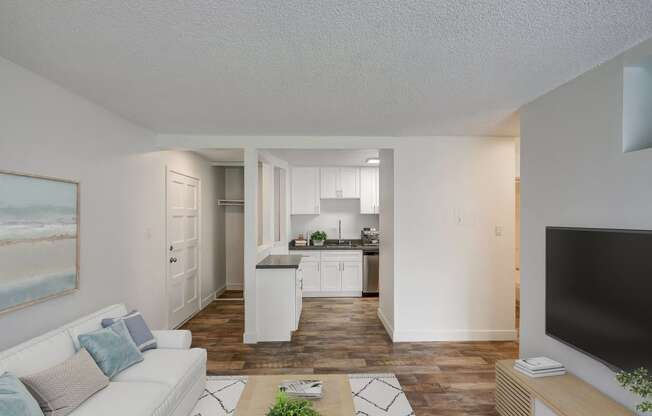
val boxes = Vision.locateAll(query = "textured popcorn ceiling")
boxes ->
[1,1,652,136]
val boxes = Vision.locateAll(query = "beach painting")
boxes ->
[0,171,79,315]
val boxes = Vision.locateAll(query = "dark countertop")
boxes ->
[256,255,304,269]
[289,240,379,253]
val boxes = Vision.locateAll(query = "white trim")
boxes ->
[302,291,362,297]
[243,332,257,344]
[215,285,226,298]
[392,329,518,342]
[226,284,243,290]
[201,291,216,310]
[377,307,394,341]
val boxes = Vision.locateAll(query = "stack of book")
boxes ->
[294,239,308,247]
[514,357,566,378]
[279,380,323,399]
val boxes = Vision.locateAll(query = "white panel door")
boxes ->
[339,167,360,198]
[167,170,200,328]
[341,261,363,291]
[320,167,339,199]
[360,167,376,214]
[291,167,320,214]
[301,261,321,291]
[320,261,342,291]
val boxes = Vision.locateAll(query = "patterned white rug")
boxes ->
[192,374,415,416]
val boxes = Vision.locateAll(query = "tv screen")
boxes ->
[546,227,652,371]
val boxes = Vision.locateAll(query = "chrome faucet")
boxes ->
[338,219,342,243]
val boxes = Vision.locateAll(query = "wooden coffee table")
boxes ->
[234,374,355,415]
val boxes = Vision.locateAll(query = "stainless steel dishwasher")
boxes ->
[363,251,379,295]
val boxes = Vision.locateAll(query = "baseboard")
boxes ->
[215,285,226,298]
[392,329,518,342]
[377,308,394,341]
[243,332,257,344]
[226,284,243,290]
[302,291,362,297]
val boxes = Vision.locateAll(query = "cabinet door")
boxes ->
[320,261,342,291]
[320,167,339,199]
[372,167,380,213]
[301,261,321,291]
[291,167,320,214]
[341,260,362,291]
[339,167,360,198]
[359,167,376,214]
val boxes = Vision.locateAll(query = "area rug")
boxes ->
[192,374,415,416]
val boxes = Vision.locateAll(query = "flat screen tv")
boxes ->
[546,227,652,372]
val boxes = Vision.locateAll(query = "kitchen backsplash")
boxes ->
[291,199,379,240]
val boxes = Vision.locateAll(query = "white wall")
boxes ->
[291,199,379,240]
[520,37,652,410]
[378,149,395,336]
[0,57,221,349]
[392,137,516,341]
[158,135,517,344]
[224,167,244,289]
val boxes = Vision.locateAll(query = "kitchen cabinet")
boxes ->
[360,167,379,214]
[299,259,321,291]
[293,249,363,297]
[291,167,320,214]
[255,265,303,342]
[320,167,360,199]
[320,261,342,291]
[341,261,363,291]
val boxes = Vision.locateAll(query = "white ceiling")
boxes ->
[1,2,651,137]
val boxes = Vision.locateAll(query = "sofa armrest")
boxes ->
[152,330,192,349]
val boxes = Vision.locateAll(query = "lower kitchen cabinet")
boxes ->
[321,261,342,291]
[300,260,321,291]
[341,261,363,291]
[295,250,363,297]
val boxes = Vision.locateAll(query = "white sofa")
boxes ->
[0,304,207,416]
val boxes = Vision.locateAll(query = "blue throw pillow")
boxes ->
[0,372,43,416]
[78,320,143,379]
[101,310,156,352]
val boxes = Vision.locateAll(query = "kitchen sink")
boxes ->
[326,241,353,247]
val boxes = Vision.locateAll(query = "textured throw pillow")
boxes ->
[78,320,143,379]
[101,310,156,352]
[0,372,44,416]
[20,349,108,416]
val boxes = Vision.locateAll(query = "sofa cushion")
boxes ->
[0,332,75,378]
[67,305,128,351]
[102,311,156,352]
[69,382,169,416]
[21,349,108,416]
[112,348,206,407]
[0,372,44,416]
[78,321,143,379]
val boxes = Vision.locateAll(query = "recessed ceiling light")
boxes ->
[366,157,380,165]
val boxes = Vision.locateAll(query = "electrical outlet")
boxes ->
[495,226,503,236]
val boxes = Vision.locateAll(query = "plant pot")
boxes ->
[312,240,325,246]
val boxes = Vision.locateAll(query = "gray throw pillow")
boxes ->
[101,310,156,352]
[20,349,108,416]
[0,371,43,416]
[78,320,143,379]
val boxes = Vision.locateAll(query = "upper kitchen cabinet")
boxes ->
[320,167,360,199]
[360,167,379,214]
[291,167,320,214]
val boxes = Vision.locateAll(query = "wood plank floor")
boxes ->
[182,297,518,415]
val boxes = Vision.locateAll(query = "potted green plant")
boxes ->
[617,367,652,414]
[267,392,321,416]
[310,230,327,247]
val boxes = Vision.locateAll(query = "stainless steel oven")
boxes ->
[363,251,379,295]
